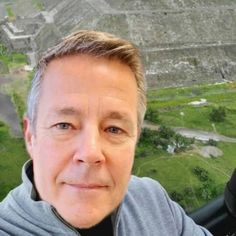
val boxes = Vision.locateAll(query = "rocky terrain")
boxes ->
[0,0,235,136]
[0,0,235,88]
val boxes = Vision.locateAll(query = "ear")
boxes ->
[23,116,35,159]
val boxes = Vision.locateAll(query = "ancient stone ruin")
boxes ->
[0,0,236,88]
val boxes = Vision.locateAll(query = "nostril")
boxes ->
[73,153,104,164]
[94,160,102,164]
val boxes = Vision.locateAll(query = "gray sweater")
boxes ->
[0,161,212,236]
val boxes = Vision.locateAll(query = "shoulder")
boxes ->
[0,185,24,233]
[119,176,181,234]
[126,176,184,221]
[127,175,169,204]
[129,175,164,190]
[120,176,212,236]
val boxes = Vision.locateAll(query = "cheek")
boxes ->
[32,138,73,179]
[107,143,135,184]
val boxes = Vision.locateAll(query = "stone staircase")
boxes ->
[0,0,235,88]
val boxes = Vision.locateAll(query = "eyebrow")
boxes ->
[105,111,135,127]
[50,108,134,127]
[52,107,82,117]
[106,111,130,120]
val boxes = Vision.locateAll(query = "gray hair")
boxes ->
[27,30,146,132]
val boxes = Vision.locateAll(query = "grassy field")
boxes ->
[147,82,236,137]
[133,142,236,212]
[0,122,28,200]
[134,81,236,212]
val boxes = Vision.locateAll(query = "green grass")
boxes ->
[0,122,28,200]
[133,141,236,212]
[5,4,15,21]
[134,82,236,212]
[147,82,236,137]
[32,0,45,11]
[0,43,27,72]
[11,91,26,122]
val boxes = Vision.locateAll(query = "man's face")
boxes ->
[24,55,139,228]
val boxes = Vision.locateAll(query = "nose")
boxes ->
[73,125,105,165]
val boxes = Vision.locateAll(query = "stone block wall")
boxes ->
[0,0,235,88]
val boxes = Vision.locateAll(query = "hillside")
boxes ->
[0,0,235,88]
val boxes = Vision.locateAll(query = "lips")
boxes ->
[64,182,109,192]
[67,183,108,189]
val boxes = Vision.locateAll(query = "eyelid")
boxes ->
[105,126,125,134]
[54,122,74,129]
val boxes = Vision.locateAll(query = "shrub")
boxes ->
[192,166,209,182]
[11,92,26,126]
[197,181,218,201]
[144,107,160,123]
[139,125,194,153]
[139,128,159,145]
[158,125,175,139]
[207,139,218,146]
[170,191,184,202]
[183,187,194,197]
[209,106,226,122]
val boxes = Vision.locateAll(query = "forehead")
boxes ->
[38,54,138,120]
[42,54,136,94]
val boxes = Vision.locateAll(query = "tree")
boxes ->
[209,106,226,122]
[138,125,194,153]
[192,166,209,182]
[171,134,194,153]
[158,125,175,139]
[144,107,160,123]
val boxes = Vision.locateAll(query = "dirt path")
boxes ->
[143,122,236,143]
[0,76,22,138]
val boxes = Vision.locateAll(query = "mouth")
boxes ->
[65,183,109,191]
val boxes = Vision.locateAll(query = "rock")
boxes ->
[1,0,236,88]
[199,146,223,158]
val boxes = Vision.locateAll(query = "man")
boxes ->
[0,30,212,235]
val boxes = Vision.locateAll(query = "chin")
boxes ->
[68,214,107,229]
[59,205,111,229]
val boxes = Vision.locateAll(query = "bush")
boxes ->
[158,125,175,139]
[11,92,26,121]
[171,134,194,153]
[139,128,159,145]
[197,181,218,201]
[157,125,194,153]
[0,44,8,56]
[135,149,148,158]
[170,191,184,202]
[209,106,226,122]
[192,166,209,182]
[207,139,218,146]
[144,107,160,123]
[183,187,194,198]
[139,125,194,153]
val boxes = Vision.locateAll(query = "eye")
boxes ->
[106,126,123,134]
[55,122,73,130]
